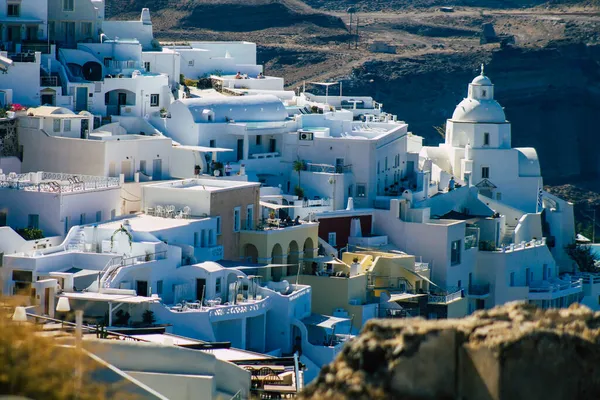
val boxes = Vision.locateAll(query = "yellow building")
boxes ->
[284,249,467,331]
[239,222,319,281]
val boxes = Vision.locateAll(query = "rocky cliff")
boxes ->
[299,303,600,400]
[340,43,600,182]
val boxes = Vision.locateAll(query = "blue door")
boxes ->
[75,87,88,111]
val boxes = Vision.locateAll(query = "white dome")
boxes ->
[471,75,492,85]
[451,98,506,123]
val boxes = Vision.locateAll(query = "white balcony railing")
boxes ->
[0,172,120,193]
[428,290,462,304]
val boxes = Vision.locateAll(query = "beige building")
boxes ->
[142,178,260,260]
[240,221,319,281]
[287,250,467,331]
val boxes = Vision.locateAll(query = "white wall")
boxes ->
[0,52,41,105]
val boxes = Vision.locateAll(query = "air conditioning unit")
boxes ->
[298,131,313,141]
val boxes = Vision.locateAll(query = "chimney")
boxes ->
[141,8,152,25]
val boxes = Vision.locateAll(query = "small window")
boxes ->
[81,22,92,37]
[256,135,262,145]
[246,205,254,230]
[385,157,388,170]
[110,209,116,219]
[150,94,159,107]
[233,207,241,232]
[193,232,199,247]
[53,119,61,132]
[451,240,461,266]
[157,280,163,295]
[63,119,71,131]
[63,0,74,11]
[215,216,221,235]
[525,268,531,286]
[27,214,39,229]
[188,60,194,66]
[356,184,366,198]
[144,61,150,71]
[481,166,490,179]
[209,139,216,148]
[483,132,490,146]
[139,160,147,174]
[510,272,515,287]
[7,3,20,17]
[80,213,86,225]
[377,161,380,174]
[215,277,222,293]
[482,89,487,97]
[457,280,462,288]
[96,211,102,222]
[0,211,7,226]
[496,192,502,201]
[328,232,337,246]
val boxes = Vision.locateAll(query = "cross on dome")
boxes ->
[481,63,485,76]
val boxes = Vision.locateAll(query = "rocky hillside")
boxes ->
[299,303,600,400]
[106,0,345,32]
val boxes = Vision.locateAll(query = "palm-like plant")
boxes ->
[292,159,303,190]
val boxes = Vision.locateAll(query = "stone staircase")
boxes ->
[501,225,516,246]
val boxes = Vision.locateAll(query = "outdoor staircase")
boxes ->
[65,226,86,251]
[99,257,123,289]
[501,225,516,246]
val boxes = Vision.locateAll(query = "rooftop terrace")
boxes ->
[0,172,120,193]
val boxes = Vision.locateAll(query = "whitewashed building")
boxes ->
[0,171,121,236]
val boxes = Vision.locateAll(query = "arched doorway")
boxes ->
[271,243,284,282]
[105,89,136,116]
[303,237,315,275]
[243,243,259,264]
[287,240,300,277]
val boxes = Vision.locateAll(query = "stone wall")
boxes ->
[299,302,600,400]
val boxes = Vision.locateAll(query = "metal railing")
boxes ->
[40,75,58,87]
[305,163,352,174]
[428,289,463,304]
[25,312,149,342]
[0,172,120,193]
[529,278,583,293]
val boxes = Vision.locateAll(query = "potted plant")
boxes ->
[159,107,168,118]
[142,310,156,326]
[294,186,304,199]
[269,211,276,220]
[213,161,224,176]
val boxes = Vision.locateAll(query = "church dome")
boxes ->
[451,98,506,123]
[471,75,492,85]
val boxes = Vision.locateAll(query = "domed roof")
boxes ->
[451,98,506,123]
[471,74,492,86]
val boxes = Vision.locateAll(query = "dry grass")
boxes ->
[0,299,137,400]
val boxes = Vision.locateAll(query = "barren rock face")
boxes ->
[299,303,600,400]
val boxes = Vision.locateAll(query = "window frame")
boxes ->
[483,132,490,146]
[450,239,461,266]
[63,119,71,132]
[7,3,20,17]
[233,207,241,232]
[356,184,366,198]
[150,94,160,107]
[27,214,39,229]
[246,205,254,230]
[215,277,222,293]
[215,216,221,235]
[481,166,490,179]
[53,119,61,132]
[63,0,74,12]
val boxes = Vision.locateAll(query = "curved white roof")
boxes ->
[420,146,452,173]
[451,98,506,123]
[516,148,541,177]
[471,74,492,86]
[179,95,288,123]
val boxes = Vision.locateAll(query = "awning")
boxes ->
[172,144,233,153]
[60,292,159,304]
[403,268,441,290]
[302,313,350,330]
[388,292,426,302]
[259,201,300,210]
[234,263,295,270]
